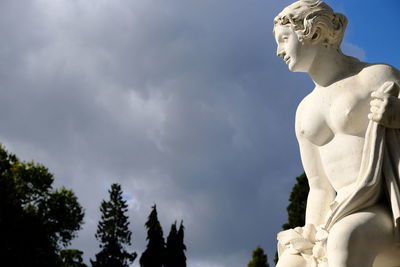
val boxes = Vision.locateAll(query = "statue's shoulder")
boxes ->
[359,63,400,83]
[295,91,314,122]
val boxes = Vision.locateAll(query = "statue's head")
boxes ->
[273,0,347,49]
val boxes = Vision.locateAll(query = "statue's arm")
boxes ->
[297,136,336,227]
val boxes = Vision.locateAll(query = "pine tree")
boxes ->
[140,205,165,267]
[165,221,187,267]
[91,183,137,267]
[248,246,269,267]
[60,249,87,267]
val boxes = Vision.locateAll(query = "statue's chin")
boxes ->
[288,66,301,73]
[287,62,298,72]
[288,63,308,73]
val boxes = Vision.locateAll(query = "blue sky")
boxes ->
[0,1,398,266]
[326,0,400,67]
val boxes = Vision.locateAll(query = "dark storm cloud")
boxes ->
[0,0,364,266]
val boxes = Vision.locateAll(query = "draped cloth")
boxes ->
[324,83,400,243]
[277,83,400,266]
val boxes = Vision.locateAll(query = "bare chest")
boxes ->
[297,83,371,146]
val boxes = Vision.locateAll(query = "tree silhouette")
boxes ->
[165,221,187,267]
[91,183,137,267]
[248,246,269,267]
[282,172,309,230]
[140,205,165,267]
[0,144,84,267]
[60,249,87,267]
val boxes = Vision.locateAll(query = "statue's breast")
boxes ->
[297,81,372,146]
[329,87,370,137]
[297,94,334,146]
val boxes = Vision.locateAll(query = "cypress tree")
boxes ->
[177,222,187,265]
[248,246,269,267]
[91,183,137,267]
[140,205,165,267]
[165,221,187,267]
[282,172,309,230]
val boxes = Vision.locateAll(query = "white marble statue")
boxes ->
[273,1,400,266]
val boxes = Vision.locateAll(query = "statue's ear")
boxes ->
[311,27,321,42]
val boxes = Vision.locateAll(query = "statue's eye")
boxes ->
[282,36,288,42]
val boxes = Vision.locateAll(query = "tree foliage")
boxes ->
[248,246,269,267]
[60,249,87,267]
[165,221,187,267]
[91,183,137,267]
[140,205,165,267]
[0,144,85,266]
[282,173,309,230]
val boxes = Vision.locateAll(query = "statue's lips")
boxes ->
[284,57,291,64]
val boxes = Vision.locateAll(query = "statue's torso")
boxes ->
[296,64,390,192]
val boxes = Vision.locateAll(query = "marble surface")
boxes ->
[273,1,400,266]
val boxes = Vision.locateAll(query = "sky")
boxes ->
[0,0,399,266]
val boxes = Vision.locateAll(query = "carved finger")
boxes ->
[382,97,389,108]
[371,91,389,100]
[370,106,379,113]
[368,112,382,122]
[370,99,382,107]
[380,81,396,94]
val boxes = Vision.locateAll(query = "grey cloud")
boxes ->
[0,0,314,266]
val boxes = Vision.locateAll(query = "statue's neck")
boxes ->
[308,48,359,87]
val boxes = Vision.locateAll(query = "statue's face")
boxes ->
[274,24,318,73]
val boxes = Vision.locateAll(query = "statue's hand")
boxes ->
[369,81,400,128]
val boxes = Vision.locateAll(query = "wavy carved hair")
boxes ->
[274,0,348,49]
